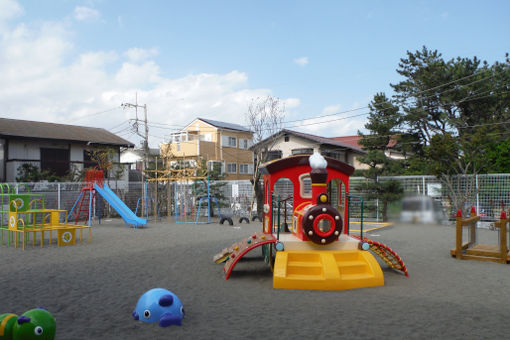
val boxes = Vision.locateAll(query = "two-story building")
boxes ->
[161,118,254,181]
[0,117,134,182]
[250,129,365,167]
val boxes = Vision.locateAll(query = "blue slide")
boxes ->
[94,183,147,228]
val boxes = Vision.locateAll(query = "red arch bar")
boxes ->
[224,237,277,280]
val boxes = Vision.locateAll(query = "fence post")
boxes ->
[376,176,379,221]
[58,183,61,210]
[475,174,480,217]
[422,176,426,196]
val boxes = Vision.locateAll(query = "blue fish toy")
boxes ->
[132,288,184,327]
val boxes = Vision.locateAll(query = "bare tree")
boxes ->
[246,96,286,218]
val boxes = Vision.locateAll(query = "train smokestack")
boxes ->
[309,152,328,198]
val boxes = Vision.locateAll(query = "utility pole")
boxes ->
[122,97,149,219]
[121,99,149,172]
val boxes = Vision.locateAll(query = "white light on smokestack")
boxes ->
[309,152,327,169]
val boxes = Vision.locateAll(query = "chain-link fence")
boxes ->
[350,174,510,222]
[2,173,510,224]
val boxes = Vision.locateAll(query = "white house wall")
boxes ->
[272,135,319,157]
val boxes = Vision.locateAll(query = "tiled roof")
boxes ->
[331,135,397,149]
[281,129,365,153]
[0,117,134,147]
[198,118,251,132]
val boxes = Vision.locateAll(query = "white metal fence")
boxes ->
[2,174,509,222]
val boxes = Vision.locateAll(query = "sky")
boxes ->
[1,0,509,148]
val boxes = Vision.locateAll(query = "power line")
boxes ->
[73,107,121,121]
[282,70,495,127]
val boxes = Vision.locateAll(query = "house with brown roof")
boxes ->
[331,135,404,169]
[250,129,365,168]
[160,118,254,181]
[0,117,134,182]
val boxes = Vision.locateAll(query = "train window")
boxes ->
[318,219,332,234]
[328,179,344,206]
[299,174,312,198]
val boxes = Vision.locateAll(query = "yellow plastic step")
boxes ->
[273,249,384,290]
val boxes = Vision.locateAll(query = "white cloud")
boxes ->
[288,103,367,137]
[283,98,300,109]
[294,57,309,66]
[321,104,341,115]
[74,6,100,22]
[0,12,295,147]
[124,47,159,63]
[0,0,23,23]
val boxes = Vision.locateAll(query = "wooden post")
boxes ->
[469,206,477,246]
[455,209,463,259]
[499,211,507,264]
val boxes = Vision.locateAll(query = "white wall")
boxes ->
[275,135,320,157]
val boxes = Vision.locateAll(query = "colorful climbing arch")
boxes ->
[213,233,277,280]
[351,234,409,277]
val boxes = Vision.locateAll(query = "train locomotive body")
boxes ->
[261,153,352,245]
[216,152,408,290]
[259,153,385,290]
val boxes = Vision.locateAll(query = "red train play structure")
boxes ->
[214,153,408,290]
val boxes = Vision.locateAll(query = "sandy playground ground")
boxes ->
[1,217,510,339]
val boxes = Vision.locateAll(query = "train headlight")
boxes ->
[318,193,328,204]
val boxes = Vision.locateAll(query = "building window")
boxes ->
[266,150,282,161]
[222,136,237,147]
[239,164,253,174]
[239,138,252,149]
[200,133,212,142]
[83,150,99,169]
[284,135,290,142]
[208,161,224,174]
[292,148,313,155]
[323,151,344,160]
[41,148,70,177]
[176,143,181,152]
[227,162,237,174]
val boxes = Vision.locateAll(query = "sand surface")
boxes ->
[1,218,510,339]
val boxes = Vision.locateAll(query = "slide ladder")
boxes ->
[351,235,409,277]
[213,233,277,280]
[72,188,94,224]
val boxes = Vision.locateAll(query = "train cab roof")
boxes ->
[260,155,354,177]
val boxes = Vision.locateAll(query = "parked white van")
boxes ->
[400,195,448,224]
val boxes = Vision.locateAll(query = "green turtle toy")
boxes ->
[0,308,56,340]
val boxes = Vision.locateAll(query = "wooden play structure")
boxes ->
[214,153,408,291]
[145,160,224,224]
[451,207,510,263]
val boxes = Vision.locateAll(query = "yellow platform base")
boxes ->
[273,249,384,290]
